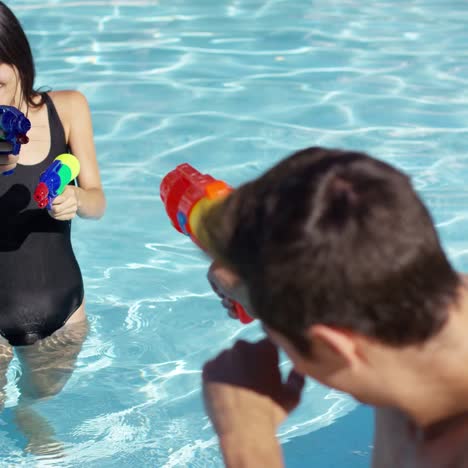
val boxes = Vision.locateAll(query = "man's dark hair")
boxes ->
[202,147,460,353]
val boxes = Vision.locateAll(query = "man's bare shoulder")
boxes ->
[373,407,468,468]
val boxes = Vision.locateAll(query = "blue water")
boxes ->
[2,0,468,466]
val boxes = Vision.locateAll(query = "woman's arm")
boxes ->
[50,90,106,220]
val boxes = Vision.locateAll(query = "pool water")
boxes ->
[2,0,468,466]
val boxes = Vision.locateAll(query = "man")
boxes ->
[200,147,468,467]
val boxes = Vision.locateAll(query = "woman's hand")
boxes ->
[48,186,80,221]
[0,151,17,174]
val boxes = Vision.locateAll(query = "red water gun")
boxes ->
[160,163,253,324]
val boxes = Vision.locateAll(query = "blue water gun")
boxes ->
[0,105,31,156]
[33,153,80,209]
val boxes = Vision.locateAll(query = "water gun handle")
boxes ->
[33,153,80,209]
[160,163,254,324]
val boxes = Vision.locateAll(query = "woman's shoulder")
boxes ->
[45,91,91,138]
[47,90,90,113]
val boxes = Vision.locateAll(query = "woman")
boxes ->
[0,0,105,416]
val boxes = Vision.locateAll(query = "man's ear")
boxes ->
[308,324,359,368]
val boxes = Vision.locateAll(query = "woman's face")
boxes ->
[0,63,21,107]
[0,63,23,159]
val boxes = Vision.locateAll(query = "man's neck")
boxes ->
[392,288,468,430]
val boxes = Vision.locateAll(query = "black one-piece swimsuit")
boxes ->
[0,93,84,346]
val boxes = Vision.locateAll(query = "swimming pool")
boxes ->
[2,0,468,465]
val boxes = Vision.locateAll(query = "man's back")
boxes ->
[374,407,468,468]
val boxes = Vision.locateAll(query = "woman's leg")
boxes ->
[0,336,13,411]
[15,304,88,401]
[13,305,88,455]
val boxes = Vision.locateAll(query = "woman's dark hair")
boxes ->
[0,2,44,108]
[202,147,460,354]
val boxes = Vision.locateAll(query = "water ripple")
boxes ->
[2,0,467,466]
